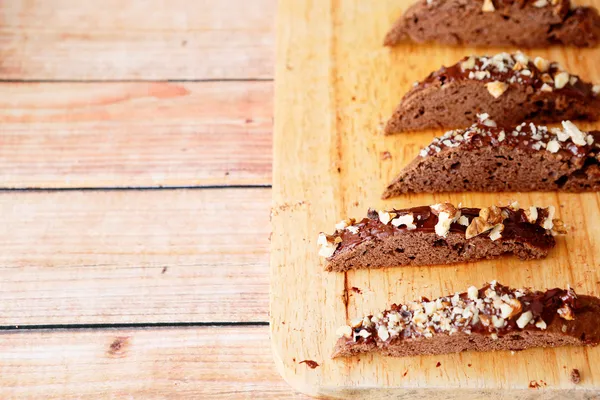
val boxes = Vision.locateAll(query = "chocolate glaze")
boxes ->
[418,54,597,101]
[343,283,599,346]
[330,205,554,258]
[420,121,600,159]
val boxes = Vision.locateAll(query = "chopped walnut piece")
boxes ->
[540,83,553,92]
[541,73,554,84]
[562,121,587,146]
[533,0,548,6]
[533,56,550,72]
[512,61,525,71]
[524,206,538,224]
[541,206,555,230]
[460,56,476,71]
[546,140,560,153]
[593,85,600,96]
[347,225,359,234]
[318,233,339,258]
[501,298,523,319]
[485,81,508,98]
[482,0,495,12]
[336,325,352,338]
[378,210,396,225]
[551,219,567,235]
[558,304,575,320]
[554,72,570,89]
[535,319,547,330]
[479,314,491,327]
[489,224,504,241]
[516,310,533,328]
[431,203,460,237]
[377,325,390,341]
[467,286,479,301]
[465,206,504,239]
[392,213,417,230]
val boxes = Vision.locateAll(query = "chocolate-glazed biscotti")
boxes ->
[384,0,600,48]
[319,203,561,271]
[333,282,600,358]
[383,118,600,197]
[384,52,600,134]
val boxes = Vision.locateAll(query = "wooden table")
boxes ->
[0,1,309,398]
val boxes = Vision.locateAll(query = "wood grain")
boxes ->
[271,0,600,397]
[0,188,270,325]
[0,81,272,188]
[0,0,275,80]
[0,326,310,399]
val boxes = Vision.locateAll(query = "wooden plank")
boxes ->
[0,188,270,324]
[0,326,310,399]
[271,0,600,398]
[0,81,272,188]
[0,0,275,80]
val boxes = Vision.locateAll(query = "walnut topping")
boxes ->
[465,206,504,239]
[336,325,352,338]
[512,61,525,71]
[335,220,348,230]
[593,85,600,96]
[516,310,533,328]
[318,233,339,257]
[541,205,555,230]
[554,72,570,89]
[431,203,460,237]
[533,0,548,6]
[377,325,390,341]
[392,213,417,230]
[551,219,567,235]
[546,140,560,153]
[482,0,495,12]
[485,81,508,98]
[378,210,396,225]
[460,56,476,71]
[533,56,550,72]
[467,286,479,301]
[558,304,575,320]
[457,215,469,226]
[347,225,359,234]
[335,218,356,230]
[540,83,553,92]
[358,329,371,339]
[489,224,504,241]
[524,206,538,223]
[535,319,547,330]
[569,76,578,86]
[562,120,587,146]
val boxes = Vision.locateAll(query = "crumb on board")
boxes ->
[381,151,392,160]
[571,368,581,384]
[299,360,319,369]
[436,362,441,368]
[350,286,362,294]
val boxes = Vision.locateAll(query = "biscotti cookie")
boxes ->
[384,0,600,48]
[384,52,600,134]
[333,282,600,358]
[383,117,600,197]
[319,202,561,272]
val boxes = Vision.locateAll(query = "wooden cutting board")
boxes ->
[271,1,600,398]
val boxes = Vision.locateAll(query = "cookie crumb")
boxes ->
[299,360,320,369]
[571,368,581,384]
[381,151,392,160]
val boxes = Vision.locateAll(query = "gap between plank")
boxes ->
[0,184,272,193]
[0,78,274,83]
[0,321,270,332]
